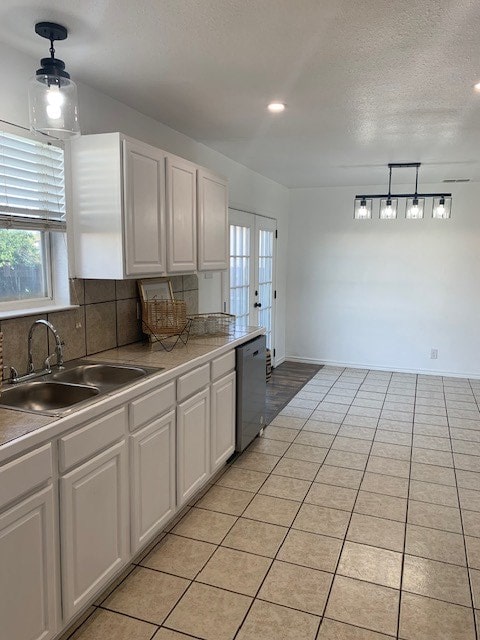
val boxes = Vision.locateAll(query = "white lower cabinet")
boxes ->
[177,387,210,506]
[1,343,249,639]
[0,486,58,640]
[130,410,176,553]
[60,441,129,621]
[211,371,236,473]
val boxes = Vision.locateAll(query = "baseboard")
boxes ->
[273,356,286,367]
[285,355,480,380]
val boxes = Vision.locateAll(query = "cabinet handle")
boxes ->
[254,302,262,308]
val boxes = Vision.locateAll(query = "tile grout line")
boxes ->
[454,376,480,640]
[395,371,417,640]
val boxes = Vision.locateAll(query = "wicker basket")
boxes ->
[142,299,188,338]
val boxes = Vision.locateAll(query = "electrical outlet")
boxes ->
[430,348,438,359]
[75,321,82,329]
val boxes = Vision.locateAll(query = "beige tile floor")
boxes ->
[65,366,480,640]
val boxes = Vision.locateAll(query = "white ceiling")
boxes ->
[1,0,480,188]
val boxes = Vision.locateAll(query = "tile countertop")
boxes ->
[0,325,264,461]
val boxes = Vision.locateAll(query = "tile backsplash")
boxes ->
[1,275,198,376]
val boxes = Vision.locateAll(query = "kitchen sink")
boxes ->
[0,381,99,413]
[0,360,163,416]
[51,363,149,387]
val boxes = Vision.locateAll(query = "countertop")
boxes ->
[0,325,263,458]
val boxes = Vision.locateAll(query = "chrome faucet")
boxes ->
[28,320,65,374]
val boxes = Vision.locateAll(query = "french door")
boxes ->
[227,210,276,356]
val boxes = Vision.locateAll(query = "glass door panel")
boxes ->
[229,222,252,326]
[256,223,275,349]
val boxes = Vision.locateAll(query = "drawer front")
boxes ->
[0,443,52,510]
[130,381,176,431]
[211,351,235,381]
[177,364,210,401]
[59,407,127,472]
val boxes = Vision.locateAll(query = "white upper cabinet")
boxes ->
[123,139,166,276]
[166,155,197,273]
[71,133,229,278]
[197,169,228,271]
[71,133,166,279]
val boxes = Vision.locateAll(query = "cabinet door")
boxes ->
[60,441,128,621]
[130,410,176,553]
[123,139,166,276]
[211,371,236,473]
[0,486,58,640]
[177,387,210,506]
[166,155,197,272]
[197,169,228,271]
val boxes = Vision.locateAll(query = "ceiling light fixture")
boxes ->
[267,102,285,113]
[405,164,424,219]
[28,22,80,139]
[354,163,452,220]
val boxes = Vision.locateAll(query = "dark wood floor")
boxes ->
[265,360,323,424]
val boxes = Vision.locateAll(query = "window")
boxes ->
[0,127,70,315]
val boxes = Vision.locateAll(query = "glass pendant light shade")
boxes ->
[380,197,398,219]
[29,74,80,139]
[432,196,452,219]
[354,197,373,219]
[28,22,80,139]
[406,197,425,219]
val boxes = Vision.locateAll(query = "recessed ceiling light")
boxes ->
[474,82,480,93]
[267,102,285,113]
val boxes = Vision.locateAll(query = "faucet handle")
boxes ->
[44,355,54,373]
[2,365,19,383]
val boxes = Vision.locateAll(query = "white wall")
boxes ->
[0,43,289,361]
[287,183,480,377]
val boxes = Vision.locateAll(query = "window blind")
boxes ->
[0,130,66,231]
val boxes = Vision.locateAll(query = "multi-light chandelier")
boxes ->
[354,163,452,220]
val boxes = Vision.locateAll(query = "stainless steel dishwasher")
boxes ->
[235,334,267,452]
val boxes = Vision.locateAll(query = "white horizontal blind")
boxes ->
[0,130,66,231]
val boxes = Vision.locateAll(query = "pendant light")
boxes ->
[28,22,80,139]
[354,163,452,220]
[405,165,425,219]
[354,197,372,219]
[379,166,398,219]
[432,195,452,219]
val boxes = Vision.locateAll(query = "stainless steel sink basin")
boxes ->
[0,360,162,416]
[52,363,149,387]
[0,381,99,413]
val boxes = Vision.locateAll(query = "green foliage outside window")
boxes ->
[0,229,42,268]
